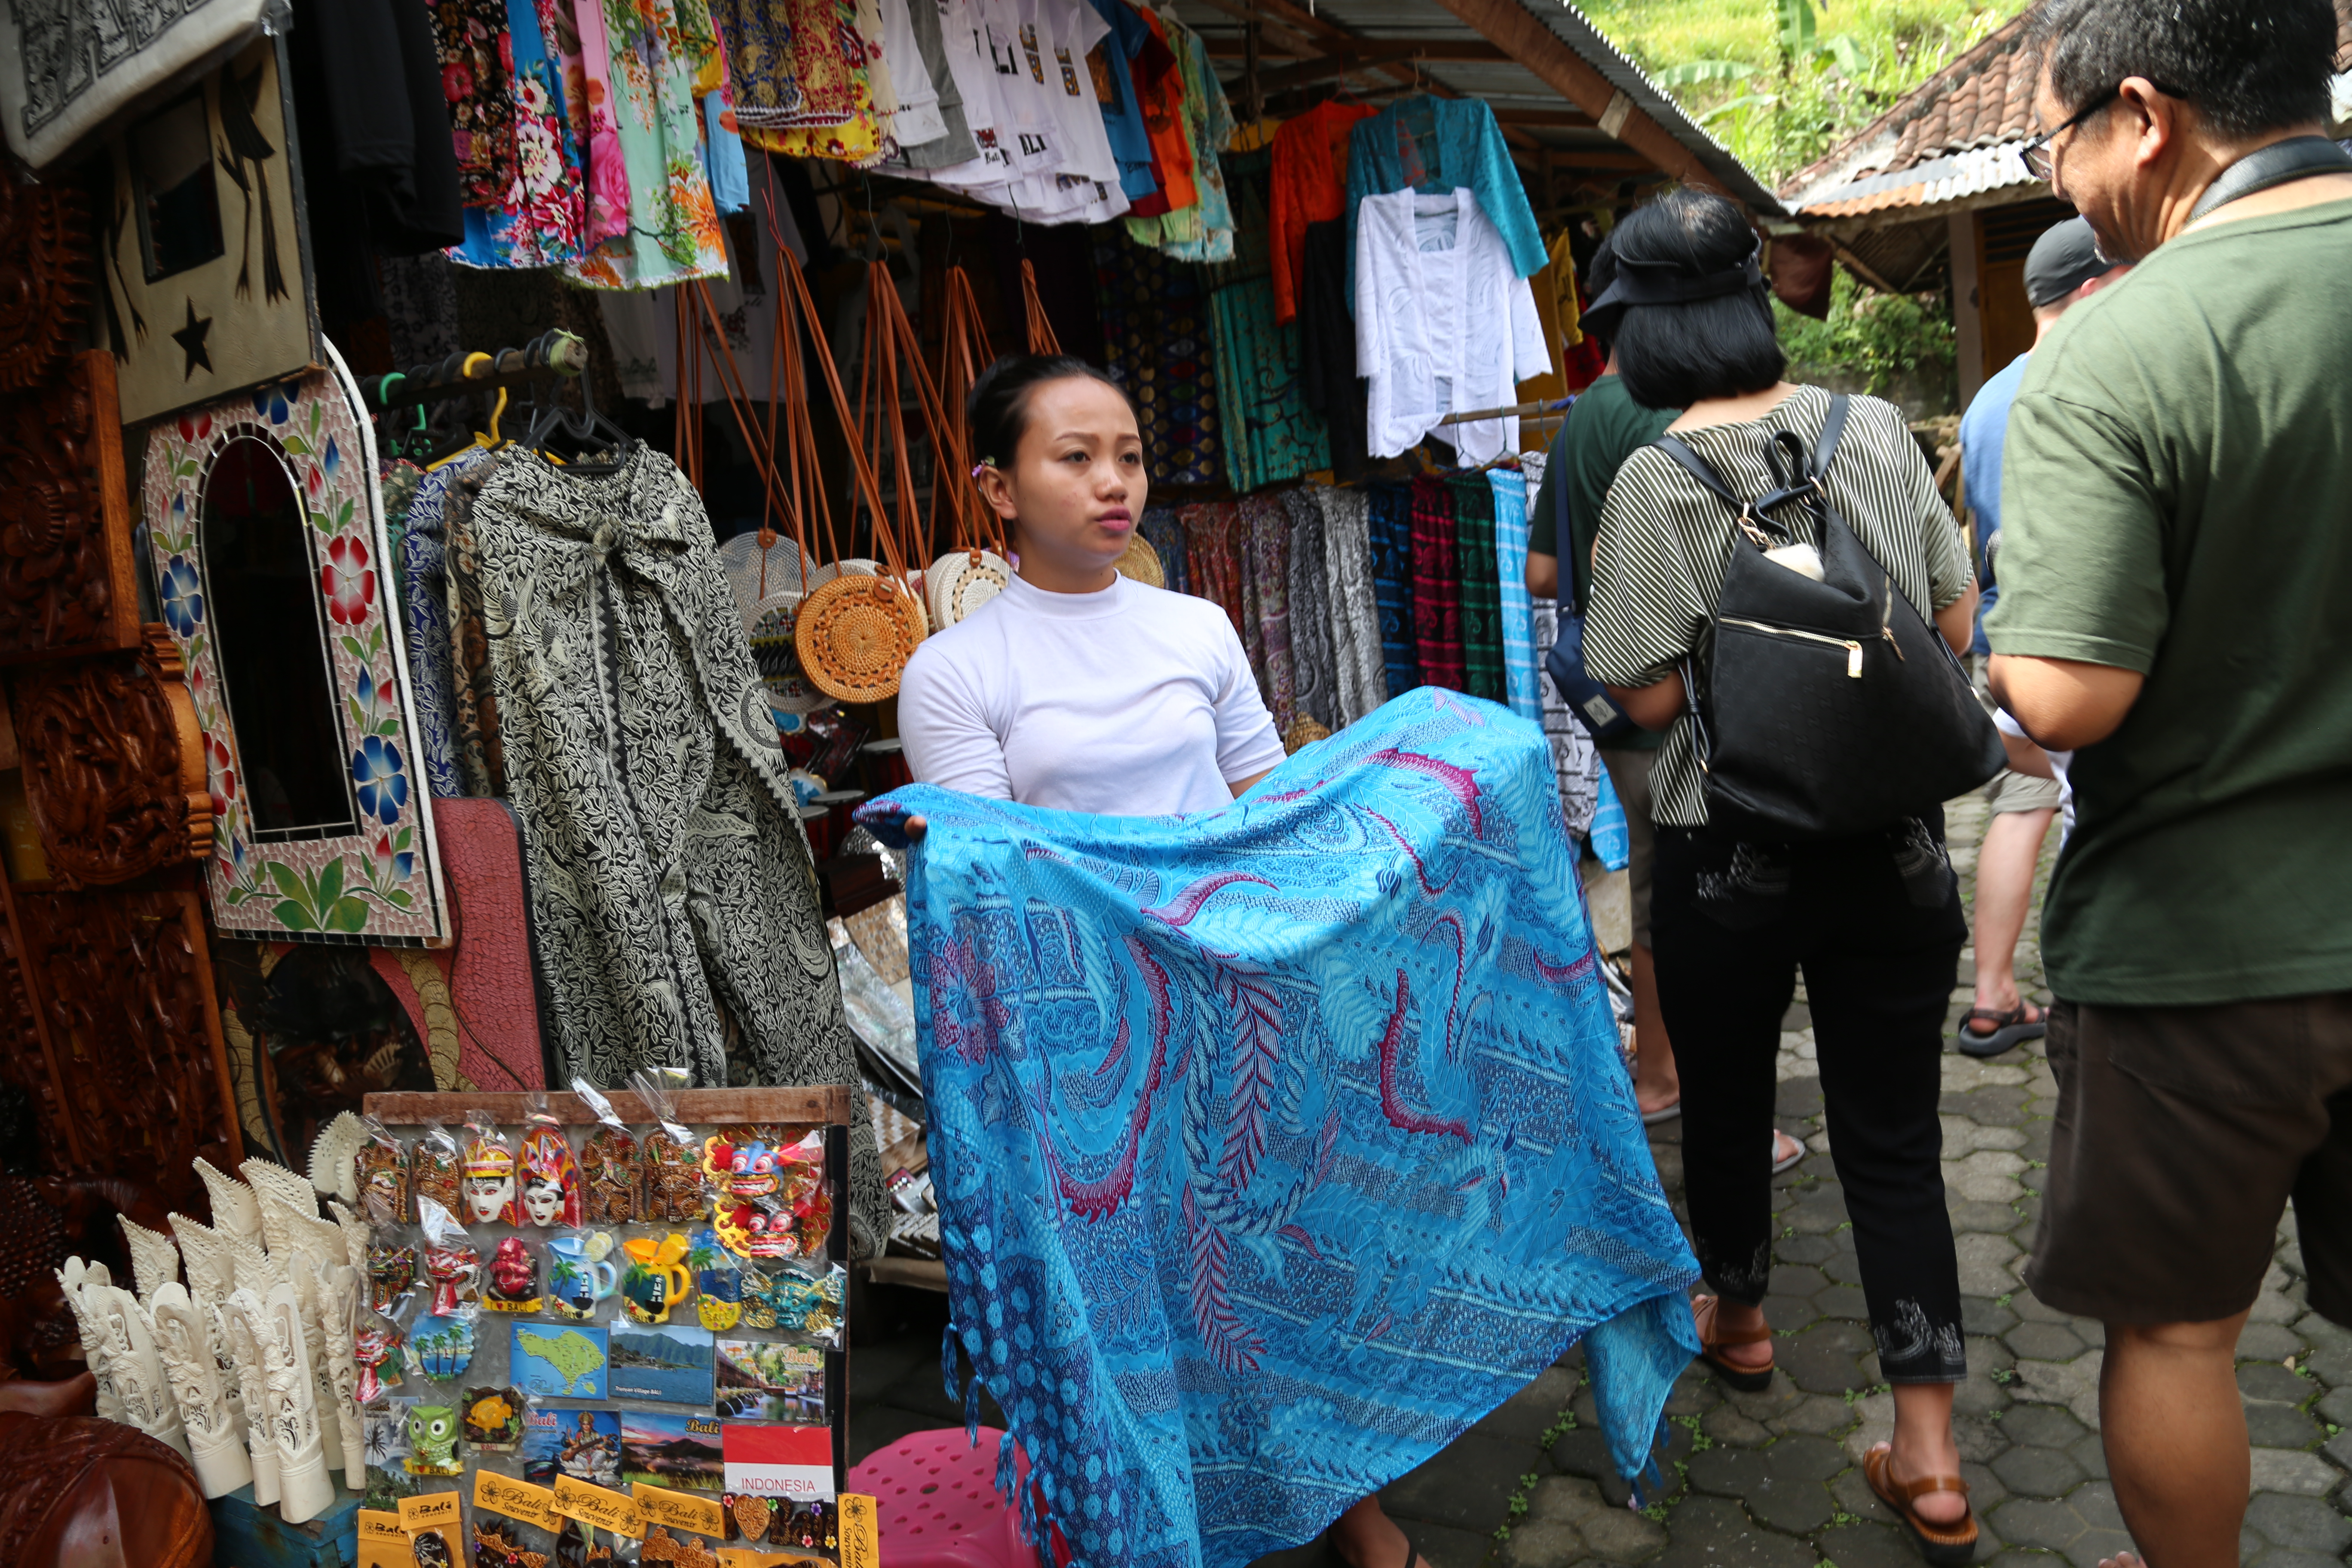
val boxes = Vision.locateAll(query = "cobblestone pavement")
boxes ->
[1353,794,2352,1568]
[853,796,2352,1568]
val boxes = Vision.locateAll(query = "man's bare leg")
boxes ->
[1328,1494,1418,1568]
[1964,807,2056,1040]
[1630,941,1681,1115]
[2099,1312,2251,1568]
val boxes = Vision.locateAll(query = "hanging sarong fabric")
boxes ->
[858,687,1700,1568]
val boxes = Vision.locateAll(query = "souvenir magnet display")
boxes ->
[413,1124,463,1220]
[462,1386,525,1452]
[639,1136,703,1224]
[481,1236,541,1313]
[355,1126,409,1226]
[578,1125,640,1225]
[519,1125,583,1228]
[422,1240,479,1315]
[411,1315,475,1381]
[462,1115,520,1226]
[547,1233,619,1322]
[353,1323,403,1403]
[619,1234,693,1325]
[691,1228,743,1331]
[403,1403,462,1476]
[366,1243,416,1314]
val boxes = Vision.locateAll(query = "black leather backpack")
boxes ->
[1651,395,2003,839]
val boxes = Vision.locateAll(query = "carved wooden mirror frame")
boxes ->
[141,343,450,944]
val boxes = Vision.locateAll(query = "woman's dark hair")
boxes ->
[1607,190,1784,412]
[965,353,1136,469]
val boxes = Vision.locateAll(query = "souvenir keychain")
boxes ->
[461,1110,521,1226]
[619,1233,693,1324]
[354,1117,409,1227]
[413,1119,463,1221]
[419,1197,480,1314]
[518,1091,583,1227]
[481,1236,541,1313]
[546,1230,620,1321]
[365,1242,416,1314]
[573,1078,640,1225]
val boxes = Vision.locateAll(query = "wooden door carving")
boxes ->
[0,352,140,663]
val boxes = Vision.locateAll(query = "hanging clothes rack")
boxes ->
[359,330,592,410]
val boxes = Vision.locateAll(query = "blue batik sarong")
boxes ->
[857,688,1698,1568]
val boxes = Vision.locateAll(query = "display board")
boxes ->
[358,1087,855,1567]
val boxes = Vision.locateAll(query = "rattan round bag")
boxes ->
[926,549,1011,628]
[1114,532,1165,588]
[795,571,928,703]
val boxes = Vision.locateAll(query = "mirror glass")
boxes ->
[201,437,355,839]
[130,91,225,282]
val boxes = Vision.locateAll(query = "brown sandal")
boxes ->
[1865,1444,1978,1566]
[1692,1295,1774,1392]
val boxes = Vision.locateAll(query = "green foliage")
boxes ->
[1776,270,1955,394]
[1581,0,2035,184]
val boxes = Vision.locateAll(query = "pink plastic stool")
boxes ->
[847,1426,1047,1568]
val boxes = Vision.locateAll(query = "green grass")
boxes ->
[1579,0,2038,184]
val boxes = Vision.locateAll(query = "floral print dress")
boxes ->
[567,0,730,290]
[450,0,592,268]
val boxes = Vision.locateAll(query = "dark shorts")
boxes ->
[2025,993,2352,1326]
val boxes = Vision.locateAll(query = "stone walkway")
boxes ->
[850,795,2352,1568]
[1365,793,2352,1568]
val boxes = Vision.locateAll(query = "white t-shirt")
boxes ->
[897,571,1286,815]
[1993,707,2074,841]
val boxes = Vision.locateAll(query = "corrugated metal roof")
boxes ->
[1173,0,1783,213]
[1799,140,2038,217]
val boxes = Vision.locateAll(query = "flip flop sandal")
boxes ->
[1954,1001,2047,1059]
[1692,1294,1775,1392]
[1771,1130,1805,1175]
[1865,1445,1978,1567]
[1642,1099,1683,1126]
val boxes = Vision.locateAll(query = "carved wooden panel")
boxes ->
[0,351,139,663]
[0,163,86,392]
[10,626,211,888]
[0,879,76,1173]
[8,887,240,1196]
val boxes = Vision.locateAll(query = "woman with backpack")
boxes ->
[1583,190,1991,1566]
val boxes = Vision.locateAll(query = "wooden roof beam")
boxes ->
[1417,0,1727,196]
[1249,41,1509,94]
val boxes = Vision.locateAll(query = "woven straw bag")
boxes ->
[1114,533,1164,588]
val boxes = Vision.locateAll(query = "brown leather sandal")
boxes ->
[1692,1295,1774,1392]
[1865,1444,1978,1566]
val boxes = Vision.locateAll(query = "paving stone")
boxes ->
[1762,1433,1847,1483]
[1946,1200,2023,1234]
[1946,1149,2030,1204]
[1940,1086,2032,1126]
[1768,1264,1828,1298]
[1548,1428,1618,1482]
[1649,1498,1813,1568]
[2244,1552,2349,1568]
[2065,1433,2109,1480]
[2068,1317,2104,1349]
[2010,1291,2071,1324]
[2245,1447,2342,1497]
[2240,1363,2317,1404]
[1987,1481,2137,1568]
[2245,1491,2352,1553]
[1960,1296,2018,1337]
[1776,1079,1825,1119]
[1500,1521,1590,1568]
[1812,1285,1869,1322]
[1476,1366,1582,1445]
[1952,1412,2007,1464]
[1783,1189,1852,1236]
[2004,1321,2086,1362]
[1770,1393,1857,1437]
[1988,1443,2085,1498]
[1997,1403,2086,1449]
[1778,1321,1875,1394]
[1662,1373,1719,1420]
[1575,1505,1670,1563]
[2238,1322,2305,1363]
[1954,1231,2025,1297]
[1815,1522,1920,1568]
[2250,1290,2303,1326]
[1760,1295,1821,1334]
[1828,1465,1893,1524]
[2325,1427,2352,1476]
[1405,1521,1497,1568]
[1382,1433,1539,1530]
[1822,1246,1866,1287]
[2244,1403,2322,1451]
[1528,1476,1607,1526]
[1745,1473,1834,1535]
[1940,1116,2027,1156]
[1962,1457,2010,1514]
[1773,1235,1835,1267]
[1702,1403,1770,1449]
[2011,1351,2103,1428]
[2314,1385,2352,1427]
[1687,1445,1771,1500]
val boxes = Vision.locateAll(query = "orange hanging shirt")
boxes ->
[1122,5,1195,220]
[1269,99,1377,324]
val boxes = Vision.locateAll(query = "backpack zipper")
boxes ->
[1880,571,1906,662]
[1720,616,1865,677]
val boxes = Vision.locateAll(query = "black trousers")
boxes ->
[1650,819,1970,1384]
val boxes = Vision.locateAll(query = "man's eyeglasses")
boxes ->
[2019,80,2187,181]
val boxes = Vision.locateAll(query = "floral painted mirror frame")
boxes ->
[141,341,450,944]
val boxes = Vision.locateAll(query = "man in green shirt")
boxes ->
[1986,2,2352,1560]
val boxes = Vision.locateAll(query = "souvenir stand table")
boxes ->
[359,1088,858,1567]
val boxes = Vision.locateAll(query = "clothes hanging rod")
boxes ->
[361,330,591,410]
[1434,397,1571,427]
